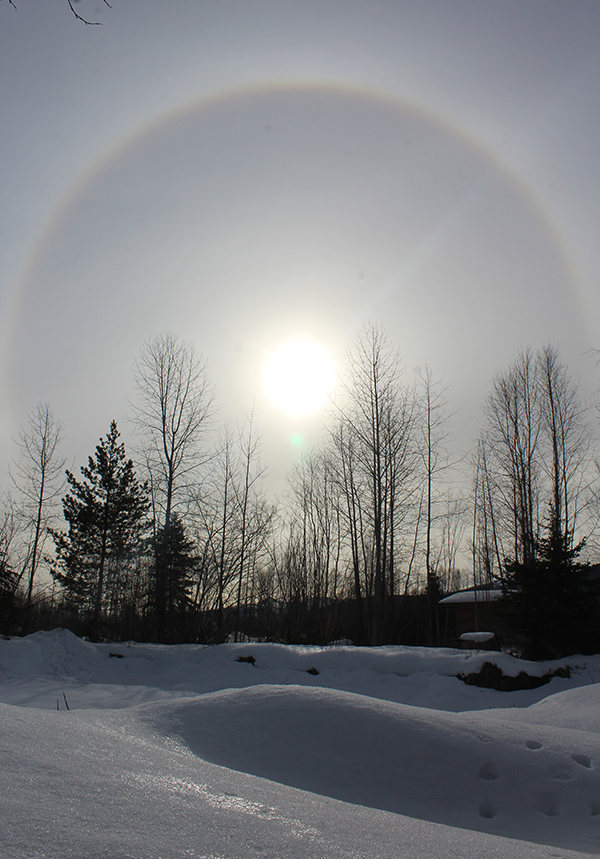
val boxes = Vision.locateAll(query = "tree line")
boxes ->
[1,327,599,654]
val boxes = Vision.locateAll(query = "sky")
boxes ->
[1,0,599,496]
[1,629,599,857]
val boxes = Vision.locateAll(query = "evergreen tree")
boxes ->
[0,539,20,632]
[153,513,198,641]
[0,499,20,608]
[50,421,150,629]
[500,512,600,659]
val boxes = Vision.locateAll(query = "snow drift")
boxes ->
[0,630,598,858]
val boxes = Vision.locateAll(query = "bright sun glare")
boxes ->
[263,338,337,417]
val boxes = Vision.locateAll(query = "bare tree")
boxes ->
[131,332,214,639]
[471,434,505,587]
[587,348,600,545]
[11,404,65,630]
[331,420,368,640]
[432,492,466,594]
[483,348,542,565]
[416,366,451,643]
[209,430,235,642]
[132,332,215,532]
[479,346,594,572]
[231,412,273,641]
[194,420,273,642]
[284,446,346,642]
[332,325,418,644]
[538,345,590,548]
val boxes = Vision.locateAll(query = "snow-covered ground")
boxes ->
[0,630,598,858]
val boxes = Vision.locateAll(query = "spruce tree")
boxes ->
[0,542,19,632]
[153,513,198,642]
[50,421,150,630]
[500,512,600,659]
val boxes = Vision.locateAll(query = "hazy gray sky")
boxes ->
[1,0,599,493]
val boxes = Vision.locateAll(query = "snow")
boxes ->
[0,630,599,858]
[439,588,502,604]
[459,632,496,642]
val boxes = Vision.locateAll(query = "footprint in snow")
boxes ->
[533,790,560,817]
[547,763,576,781]
[478,761,499,781]
[571,754,592,769]
[478,799,497,819]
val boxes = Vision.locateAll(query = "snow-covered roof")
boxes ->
[439,586,503,605]
[459,631,496,642]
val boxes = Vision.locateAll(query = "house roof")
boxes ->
[439,585,503,605]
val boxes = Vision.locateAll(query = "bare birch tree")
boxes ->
[284,447,346,642]
[416,366,451,643]
[231,412,273,641]
[333,325,418,644]
[538,345,590,548]
[131,332,215,637]
[11,404,65,630]
[478,345,593,572]
[471,434,505,586]
[132,332,215,531]
[194,421,273,642]
[483,348,542,565]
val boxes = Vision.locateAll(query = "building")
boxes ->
[438,584,518,649]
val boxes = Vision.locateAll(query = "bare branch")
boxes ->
[68,1,101,26]
[67,0,111,26]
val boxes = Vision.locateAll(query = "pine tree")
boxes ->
[500,511,600,659]
[50,421,150,629]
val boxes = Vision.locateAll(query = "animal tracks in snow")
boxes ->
[478,760,500,781]
[548,762,577,781]
[478,798,497,819]
[476,744,597,821]
[477,759,500,818]
[533,789,561,817]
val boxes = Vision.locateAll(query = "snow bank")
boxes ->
[143,683,600,848]
[2,629,597,712]
[0,630,599,858]
[4,701,590,859]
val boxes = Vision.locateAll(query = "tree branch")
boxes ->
[67,0,111,26]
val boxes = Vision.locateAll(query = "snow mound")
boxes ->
[3,632,596,713]
[487,683,600,734]
[0,628,100,681]
[1,632,600,857]
[143,684,600,850]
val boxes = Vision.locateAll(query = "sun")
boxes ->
[263,338,337,417]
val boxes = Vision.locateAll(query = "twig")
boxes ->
[68,0,111,26]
